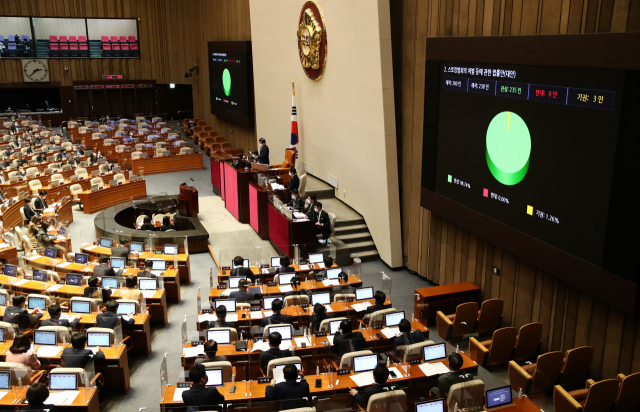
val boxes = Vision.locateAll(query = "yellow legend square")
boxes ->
[527,205,533,215]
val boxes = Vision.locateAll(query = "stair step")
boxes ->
[347,240,377,253]
[338,232,372,243]
[334,218,365,228]
[355,250,380,263]
[335,223,369,235]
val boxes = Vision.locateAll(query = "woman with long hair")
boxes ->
[7,333,42,381]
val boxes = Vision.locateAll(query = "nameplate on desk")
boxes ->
[347,298,354,302]
[300,303,309,308]
[25,275,32,280]
[222,266,230,271]
[268,282,276,287]
[217,285,226,290]
[261,264,269,268]
[315,332,327,337]
[177,382,190,388]
[410,359,422,365]
[202,309,212,314]
[258,377,271,384]
[251,307,261,311]
[254,337,264,342]
[79,177,83,180]
[155,251,161,254]
[374,325,383,330]
[118,182,123,185]
[337,369,350,376]
[315,276,324,282]
[191,341,203,347]
[61,307,69,312]
[57,281,64,285]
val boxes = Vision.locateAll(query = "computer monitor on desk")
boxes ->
[263,296,282,311]
[353,354,378,373]
[130,241,143,253]
[100,237,113,248]
[205,369,224,387]
[207,329,231,345]
[215,299,236,313]
[415,399,444,412]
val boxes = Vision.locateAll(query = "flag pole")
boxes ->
[290,81,298,148]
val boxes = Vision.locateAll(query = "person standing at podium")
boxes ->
[288,168,300,192]
[257,138,269,165]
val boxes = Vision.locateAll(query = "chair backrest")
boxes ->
[0,362,31,386]
[51,173,64,182]
[612,372,640,412]
[512,322,542,362]
[364,308,397,329]
[531,351,565,394]
[201,361,234,383]
[283,295,309,308]
[476,298,504,335]
[299,173,308,198]
[447,379,485,412]
[266,356,302,377]
[8,171,17,179]
[452,302,479,339]
[207,327,238,341]
[75,168,88,178]
[221,142,232,150]
[334,293,355,302]
[70,184,83,197]
[581,379,620,412]
[115,173,126,184]
[328,212,337,236]
[319,317,347,332]
[401,340,436,363]
[484,327,517,368]
[282,148,296,169]
[99,164,108,173]
[136,215,147,225]
[22,235,33,253]
[132,151,142,159]
[367,390,406,412]
[339,350,373,370]
[558,346,594,388]
[0,322,16,340]
[90,177,104,188]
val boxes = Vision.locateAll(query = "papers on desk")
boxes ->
[43,208,55,213]
[183,345,205,358]
[271,183,285,190]
[37,346,63,357]
[381,327,401,339]
[299,265,310,271]
[198,314,216,323]
[151,270,163,277]
[173,388,189,402]
[122,315,133,322]
[294,336,311,347]
[142,290,157,299]
[293,212,308,219]
[226,314,238,322]
[251,340,268,352]
[326,335,334,345]
[324,305,334,313]
[57,261,72,268]
[322,279,339,287]
[0,392,8,401]
[11,279,29,286]
[250,311,263,319]
[317,263,325,269]
[220,288,238,296]
[418,362,450,377]
[46,284,63,292]
[44,390,80,405]
[61,314,79,323]
[388,367,403,380]
[351,301,372,312]
[280,339,292,350]
[350,371,376,387]
[84,245,98,250]
[25,254,42,261]
[0,243,9,249]
[279,285,293,293]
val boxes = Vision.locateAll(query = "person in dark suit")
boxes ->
[286,189,304,211]
[41,304,80,329]
[393,319,425,354]
[275,255,296,274]
[431,353,473,397]
[207,306,234,329]
[366,291,391,314]
[100,115,111,126]
[261,299,293,327]
[256,138,269,165]
[266,363,309,408]
[96,300,135,330]
[304,194,317,219]
[350,365,395,408]
[182,364,225,410]
[75,146,85,156]
[139,216,155,231]
[54,149,65,162]
[160,216,176,231]
[35,152,46,163]
[231,256,256,283]
[315,255,335,279]
[259,332,296,372]
[66,154,79,167]
[136,260,156,278]
[111,240,129,258]
[33,191,48,213]
[26,144,35,155]
[84,276,112,301]
[4,295,42,326]
[310,303,330,333]
[333,319,366,357]
[229,279,253,303]
[62,332,105,368]
[10,122,19,133]
[288,167,300,192]
[92,256,116,278]
[21,383,57,412]
[23,198,37,220]
[194,340,228,366]
[314,202,331,240]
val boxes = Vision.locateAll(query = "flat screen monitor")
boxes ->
[110,257,125,269]
[263,296,282,310]
[311,292,331,306]
[0,372,9,390]
[32,270,48,282]
[130,241,143,253]
[0,328,4,343]
[101,277,119,289]
[139,278,158,290]
[271,257,281,267]
[66,274,82,286]
[87,332,111,347]
[116,302,137,315]
[215,299,236,313]
[355,287,374,301]
[205,368,224,387]
[423,343,447,362]
[28,297,46,310]
[274,363,302,371]
[207,329,231,345]
[71,300,91,314]
[278,273,296,285]
[50,373,78,391]
[486,386,513,409]
[3,264,17,277]
[74,253,88,264]
[269,325,293,340]
[326,268,342,280]
[353,354,378,373]
[232,259,250,269]
[308,253,323,264]
[163,244,178,255]
[0,294,6,306]
[33,330,56,346]
[99,237,113,248]
[151,260,166,270]
[228,277,246,288]
[59,227,66,236]
[385,311,405,327]
[415,399,444,412]
[44,247,57,258]
[329,320,342,335]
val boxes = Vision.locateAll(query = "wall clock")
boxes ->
[22,59,50,83]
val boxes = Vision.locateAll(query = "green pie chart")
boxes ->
[486,111,531,186]
[222,68,231,96]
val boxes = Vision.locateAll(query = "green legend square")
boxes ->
[448,175,452,183]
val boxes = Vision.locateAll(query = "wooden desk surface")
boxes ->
[0,386,98,408]
[130,152,203,176]
[209,275,362,298]
[80,246,189,263]
[0,341,125,360]
[77,179,147,214]
[217,263,339,278]
[416,282,481,299]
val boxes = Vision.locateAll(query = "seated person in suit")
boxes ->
[333,319,366,357]
[21,383,56,412]
[181,364,225,408]
[62,332,105,368]
[41,304,80,329]
[315,255,335,279]
[310,303,331,333]
[195,340,228,365]
[4,295,42,326]
[96,300,135,330]
[84,276,112,301]
[229,279,253,303]
[304,194,317,220]
[288,168,300,192]
[266,363,309,408]
[285,189,304,211]
[230,255,256,283]
[366,291,391,314]
[313,202,331,240]
[160,216,176,231]
[137,260,157,278]
[284,276,307,297]
[259,332,296,372]
[431,353,473,397]
[350,365,395,408]
[92,256,116,278]
[121,276,143,302]
[111,240,129,258]
[33,191,48,213]
[393,319,425,355]
[276,255,295,274]
[261,298,293,327]
[207,305,234,329]
[23,198,38,220]
[54,149,65,162]
[139,216,155,231]
[35,152,46,163]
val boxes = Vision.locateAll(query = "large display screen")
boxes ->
[208,41,254,126]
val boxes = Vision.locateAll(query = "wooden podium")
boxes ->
[178,183,199,217]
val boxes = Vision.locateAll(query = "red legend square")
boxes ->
[483,188,489,197]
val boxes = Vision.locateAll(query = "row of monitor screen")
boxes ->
[0,372,80,391]
[98,238,179,255]
[226,268,345,290]
[234,253,327,269]
[31,330,110,348]
[26,296,138,315]
[415,386,513,411]
[35,248,168,271]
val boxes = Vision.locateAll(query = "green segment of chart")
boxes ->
[222,68,231,96]
[486,111,531,186]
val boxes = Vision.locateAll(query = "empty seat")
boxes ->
[475,299,504,336]
[436,302,479,341]
[90,177,104,189]
[469,326,517,368]
[558,346,594,389]
[512,322,543,362]
[554,379,619,412]
[448,379,485,412]
[509,351,564,395]
[612,372,640,412]
[75,168,88,179]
